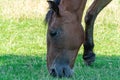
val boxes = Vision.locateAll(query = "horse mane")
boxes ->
[45,0,61,24]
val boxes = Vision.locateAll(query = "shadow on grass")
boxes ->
[76,54,120,68]
[74,54,120,80]
[0,54,48,80]
[0,54,120,80]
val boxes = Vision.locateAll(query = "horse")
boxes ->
[45,0,112,78]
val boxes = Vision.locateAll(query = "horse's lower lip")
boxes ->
[49,65,73,78]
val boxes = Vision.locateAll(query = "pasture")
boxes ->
[0,0,120,80]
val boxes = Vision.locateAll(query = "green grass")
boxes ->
[0,0,120,80]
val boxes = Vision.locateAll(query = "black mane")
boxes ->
[45,0,61,24]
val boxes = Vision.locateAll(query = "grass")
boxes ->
[0,0,120,80]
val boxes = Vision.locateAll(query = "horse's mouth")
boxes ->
[49,64,73,78]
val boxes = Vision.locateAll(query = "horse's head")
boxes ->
[45,0,84,77]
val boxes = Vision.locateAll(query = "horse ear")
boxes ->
[47,1,60,16]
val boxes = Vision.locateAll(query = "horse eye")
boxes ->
[49,28,62,38]
[50,30,58,37]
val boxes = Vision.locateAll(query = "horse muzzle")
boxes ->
[49,63,73,78]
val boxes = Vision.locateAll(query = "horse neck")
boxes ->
[60,0,87,22]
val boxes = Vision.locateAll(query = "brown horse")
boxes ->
[45,0,112,77]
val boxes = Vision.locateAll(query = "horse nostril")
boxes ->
[62,67,72,77]
[62,68,64,75]
[50,68,57,77]
[50,30,57,37]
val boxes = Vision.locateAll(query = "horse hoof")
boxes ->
[83,51,96,66]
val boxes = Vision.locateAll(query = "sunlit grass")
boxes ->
[0,0,120,80]
[0,0,48,19]
[0,18,46,55]
[94,0,120,56]
[0,0,47,55]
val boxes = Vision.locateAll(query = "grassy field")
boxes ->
[0,0,120,80]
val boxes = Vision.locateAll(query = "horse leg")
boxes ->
[83,0,112,65]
